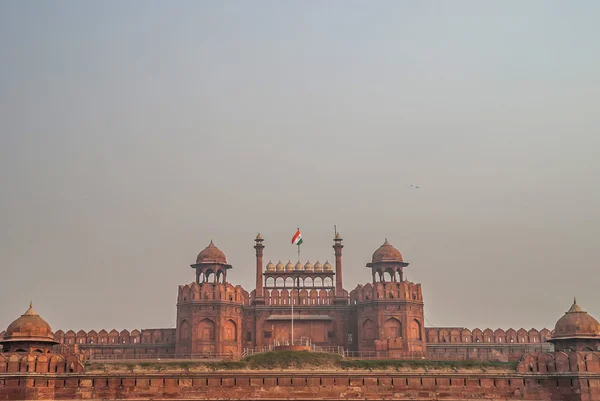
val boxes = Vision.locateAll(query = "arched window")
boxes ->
[410,319,422,341]
[198,319,216,341]
[224,320,237,341]
[363,319,375,341]
[383,318,402,339]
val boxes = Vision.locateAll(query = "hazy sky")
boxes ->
[1,1,599,333]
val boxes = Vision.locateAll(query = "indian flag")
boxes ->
[291,229,303,245]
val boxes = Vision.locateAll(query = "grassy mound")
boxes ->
[85,351,518,372]
[245,350,342,369]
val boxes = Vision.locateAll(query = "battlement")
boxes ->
[350,281,423,303]
[177,282,249,305]
[426,327,552,345]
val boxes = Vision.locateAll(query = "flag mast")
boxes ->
[290,227,303,346]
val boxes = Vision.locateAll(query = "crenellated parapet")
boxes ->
[177,282,249,305]
[54,328,175,346]
[350,281,422,303]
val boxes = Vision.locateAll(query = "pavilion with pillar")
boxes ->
[173,231,426,354]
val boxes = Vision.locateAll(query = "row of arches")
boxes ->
[264,276,334,289]
[370,267,403,283]
[178,319,237,342]
[0,353,84,373]
[195,267,228,284]
[262,288,336,306]
[54,328,177,346]
[426,328,552,344]
[361,318,422,341]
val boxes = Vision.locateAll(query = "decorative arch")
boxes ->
[223,319,237,341]
[363,319,376,341]
[411,319,422,341]
[198,319,215,341]
[383,318,402,339]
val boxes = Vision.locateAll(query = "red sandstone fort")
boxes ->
[1,233,599,400]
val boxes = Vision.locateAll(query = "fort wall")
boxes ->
[1,352,599,400]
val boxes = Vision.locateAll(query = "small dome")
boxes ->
[275,261,284,271]
[255,233,263,240]
[3,303,55,342]
[372,239,403,263]
[553,298,600,339]
[323,261,333,271]
[314,261,323,271]
[265,261,275,272]
[285,261,294,271]
[304,261,313,271]
[196,240,227,264]
[295,261,303,271]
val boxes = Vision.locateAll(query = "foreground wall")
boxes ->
[1,370,599,400]
[1,352,599,400]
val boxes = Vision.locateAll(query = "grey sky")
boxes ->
[1,1,598,333]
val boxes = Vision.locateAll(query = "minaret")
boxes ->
[254,233,265,304]
[333,232,344,299]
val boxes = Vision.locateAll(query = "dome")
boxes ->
[314,261,323,271]
[371,239,403,263]
[304,261,313,271]
[275,261,284,271]
[3,303,55,343]
[265,261,275,272]
[196,240,227,264]
[553,299,600,339]
[295,261,303,271]
[323,261,333,271]
[285,261,294,271]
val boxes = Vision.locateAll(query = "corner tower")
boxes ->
[176,241,248,356]
[548,298,600,352]
[350,240,426,354]
[0,303,58,354]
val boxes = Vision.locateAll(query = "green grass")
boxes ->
[244,350,342,369]
[84,351,517,372]
[337,359,517,371]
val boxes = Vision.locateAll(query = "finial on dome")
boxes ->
[210,239,214,246]
[385,238,388,243]
[30,301,33,309]
[574,297,577,305]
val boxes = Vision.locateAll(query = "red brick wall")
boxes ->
[1,369,599,400]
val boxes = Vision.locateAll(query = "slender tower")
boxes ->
[254,233,265,304]
[333,232,344,301]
